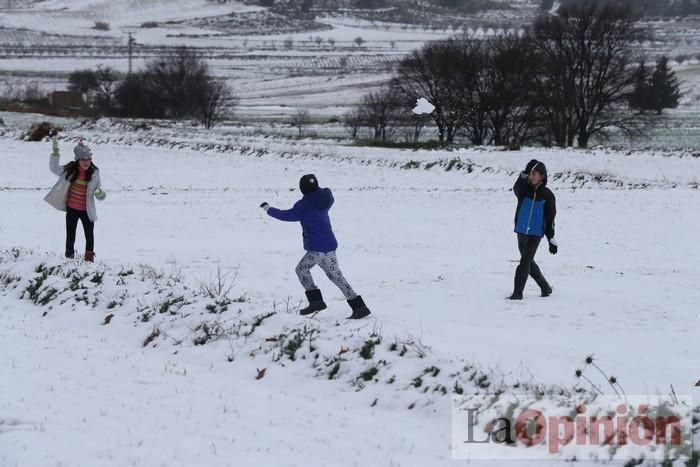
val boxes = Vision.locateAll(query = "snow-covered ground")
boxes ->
[0,121,698,466]
[0,0,261,38]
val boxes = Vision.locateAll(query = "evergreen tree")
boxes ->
[650,56,681,114]
[629,60,651,111]
[629,56,680,114]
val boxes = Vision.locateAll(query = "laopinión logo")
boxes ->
[452,394,693,462]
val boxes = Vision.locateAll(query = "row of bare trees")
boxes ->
[348,0,680,148]
[68,48,235,129]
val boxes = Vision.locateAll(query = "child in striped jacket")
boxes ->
[45,139,106,262]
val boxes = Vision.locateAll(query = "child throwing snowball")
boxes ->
[45,137,106,262]
[260,174,371,319]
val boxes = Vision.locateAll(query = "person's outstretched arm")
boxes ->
[513,159,538,198]
[49,140,63,176]
[260,201,303,222]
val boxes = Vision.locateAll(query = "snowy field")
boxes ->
[0,121,698,466]
[2,0,699,126]
[0,2,699,465]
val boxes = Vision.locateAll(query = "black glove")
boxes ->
[525,159,539,174]
[260,202,270,212]
[548,238,558,255]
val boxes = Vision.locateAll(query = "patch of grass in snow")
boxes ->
[358,366,379,382]
[143,327,160,348]
[328,361,341,380]
[68,271,89,291]
[401,160,421,169]
[198,265,239,301]
[205,298,232,314]
[0,272,21,288]
[359,337,381,360]
[90,271,104,285]
[37,287,59,306]
[22,269,49,303]
[411,375,422,388]
[243,311,276,337]
[158,295,187,315]
[275,325,317,362]
[193,320,231,346]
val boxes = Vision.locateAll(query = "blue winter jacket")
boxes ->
[513,173,556,239]
[267,188,339,253]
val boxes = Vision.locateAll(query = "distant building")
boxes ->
[48,91,86,110]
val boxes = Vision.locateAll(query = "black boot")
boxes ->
[300,289,327,316]
[509,266,527,300]
[541,285,553,297]
[347,295,371,319]
[65,250,75,259]
[531,271,552,298]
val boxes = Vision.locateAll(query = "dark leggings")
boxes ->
[66,208,94,254]
[513,233,550,295]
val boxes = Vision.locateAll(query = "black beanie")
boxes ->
[299,174,319,195]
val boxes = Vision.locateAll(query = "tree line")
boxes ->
[542,0,700,17]
[347,0,682,148]
[68,48,236,129]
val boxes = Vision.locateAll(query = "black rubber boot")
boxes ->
[300,289,327,316]
[541,285,553,297]
[509,268,527,300]
[347,295,371,319]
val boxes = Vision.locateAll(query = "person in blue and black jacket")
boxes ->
[260,174,371,319]
[509,159,557,300]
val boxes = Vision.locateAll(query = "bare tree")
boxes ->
[531,0,645,148]
[145,47,209,119]
[482,35,539,146]
[342,108,365,139]
[457,38,490,146]
[198,78,236,129]
[114,47,237,124]
[394,39,475,144]
[68,69,98,98]
[93,65,117,111]
[397,108,430,145]
[360,86,401,141]
[290,109,311,137]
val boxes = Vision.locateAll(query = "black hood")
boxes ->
[530,161,548,186]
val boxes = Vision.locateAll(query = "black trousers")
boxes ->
[513,233,550,297]
[66,208,94,254]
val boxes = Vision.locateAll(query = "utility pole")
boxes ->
[126,31,136,75]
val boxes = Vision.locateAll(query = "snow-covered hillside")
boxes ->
[0,121,698,466]
[0,0,260,37]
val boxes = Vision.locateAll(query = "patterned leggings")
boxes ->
[295,251,357,300]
